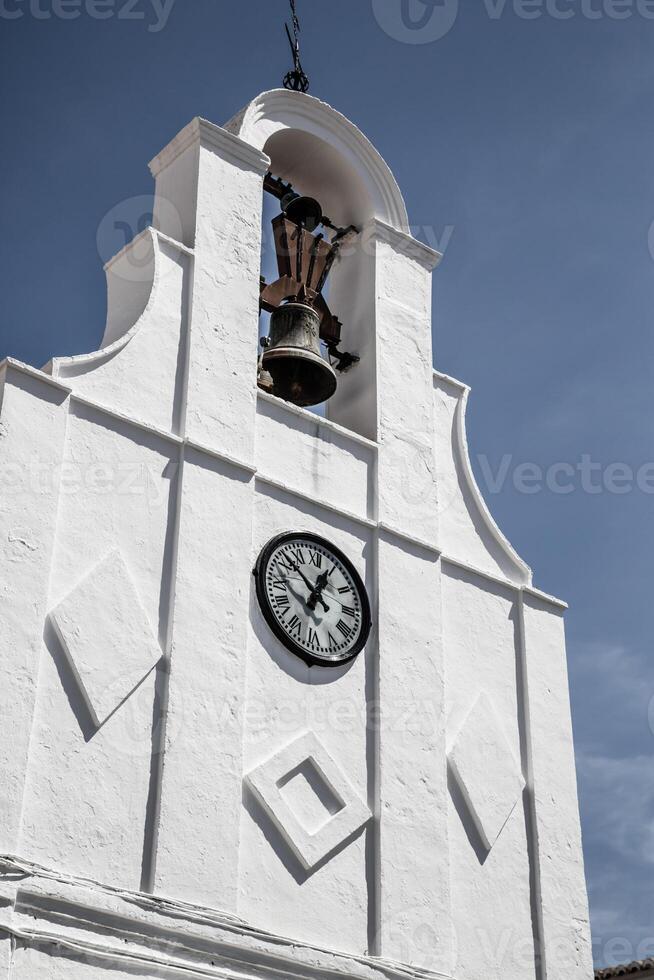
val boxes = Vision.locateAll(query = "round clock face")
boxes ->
[254,532,372,667]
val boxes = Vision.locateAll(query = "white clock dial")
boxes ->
[255,533,371,666]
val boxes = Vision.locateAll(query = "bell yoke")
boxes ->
[258,173,360,408]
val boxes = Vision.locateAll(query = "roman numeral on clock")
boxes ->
[307,628,320,648]
[287,615,302,639]
[309,551,322,568]
[274,594,290,616]
[336,619,353,640]
[341,605,355,618]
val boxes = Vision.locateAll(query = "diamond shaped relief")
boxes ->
[50,550,162,728]
[244,731,371,871]
[448,693,525,853]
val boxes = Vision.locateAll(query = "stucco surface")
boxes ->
[10,947,158,979]
[17,404,173,888]
[443,568,536,980]
[238,489,371,956]
[0,936,10,974]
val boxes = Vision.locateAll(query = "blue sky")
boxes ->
[1,0,653,968]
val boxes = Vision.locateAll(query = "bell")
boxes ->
[261,303,337,407]
[282,193,323,233]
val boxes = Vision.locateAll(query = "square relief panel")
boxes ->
[245,731,371,871]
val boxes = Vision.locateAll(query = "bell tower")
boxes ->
[0,89,593,980]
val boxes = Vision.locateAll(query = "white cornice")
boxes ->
[0,856,453,980]
[149,117,271,179]
[257,391,379,452]
[441,556,567,610]
[225,89,410,233]
[522,585,568,611]
[432,369,468,393]
[378,522,440,556]
[0,358,72,395]
[256,471,377,531]
[369,219,442,272]
[0,362,559,604]
[433,371,533,588]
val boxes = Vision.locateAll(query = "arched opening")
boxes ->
[228,90,409,442]
[263,127,375,231]
[255,125,382,440]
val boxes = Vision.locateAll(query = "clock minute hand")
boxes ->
[291,563,316,595]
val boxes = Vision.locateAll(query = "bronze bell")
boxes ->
[281,193,323,233]
[259,174,360,408]
[261,302,337,408]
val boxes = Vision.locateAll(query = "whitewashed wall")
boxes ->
[0,90,592,980]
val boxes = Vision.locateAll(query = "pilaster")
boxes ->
[150,118,270,462]
[0,363,69,853]
[366,224,451,971]
[148,122,267,911]
[519,594,594,979]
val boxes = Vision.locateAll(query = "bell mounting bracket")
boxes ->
[260,173,360,368]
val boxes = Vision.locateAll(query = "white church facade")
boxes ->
[0,89,593,979]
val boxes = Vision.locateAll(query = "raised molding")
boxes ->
[185,437,258,476]
[255,471,377,530]
[103,226,194,274]
[432,369,467,393]
[377,522,440,556]
[370,219,442,272]
[48,227,195,379]
[452,386,531,585]
[224,89,410,233]
[448,693,525,853]
[0,360,562,610]
[50,550,162,728]
[441,556,567,611]
[523,584,568,611]
[0,358,72,396]
[257,392,379,452]
[244,731,371,872]
[0,857,452,980]
[434,371,533,587]
[48,227,161,378]
[69,393,184,447]
[149,116,271,179]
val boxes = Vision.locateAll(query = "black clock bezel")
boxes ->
[253,531,372,668]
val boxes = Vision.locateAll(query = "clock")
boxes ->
[254,532,372,667]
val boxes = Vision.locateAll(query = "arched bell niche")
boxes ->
[263,127,377,232]
[229,89,409,442]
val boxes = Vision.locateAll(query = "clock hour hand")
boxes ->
[307,569,331,612]
[291,564,331,613]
